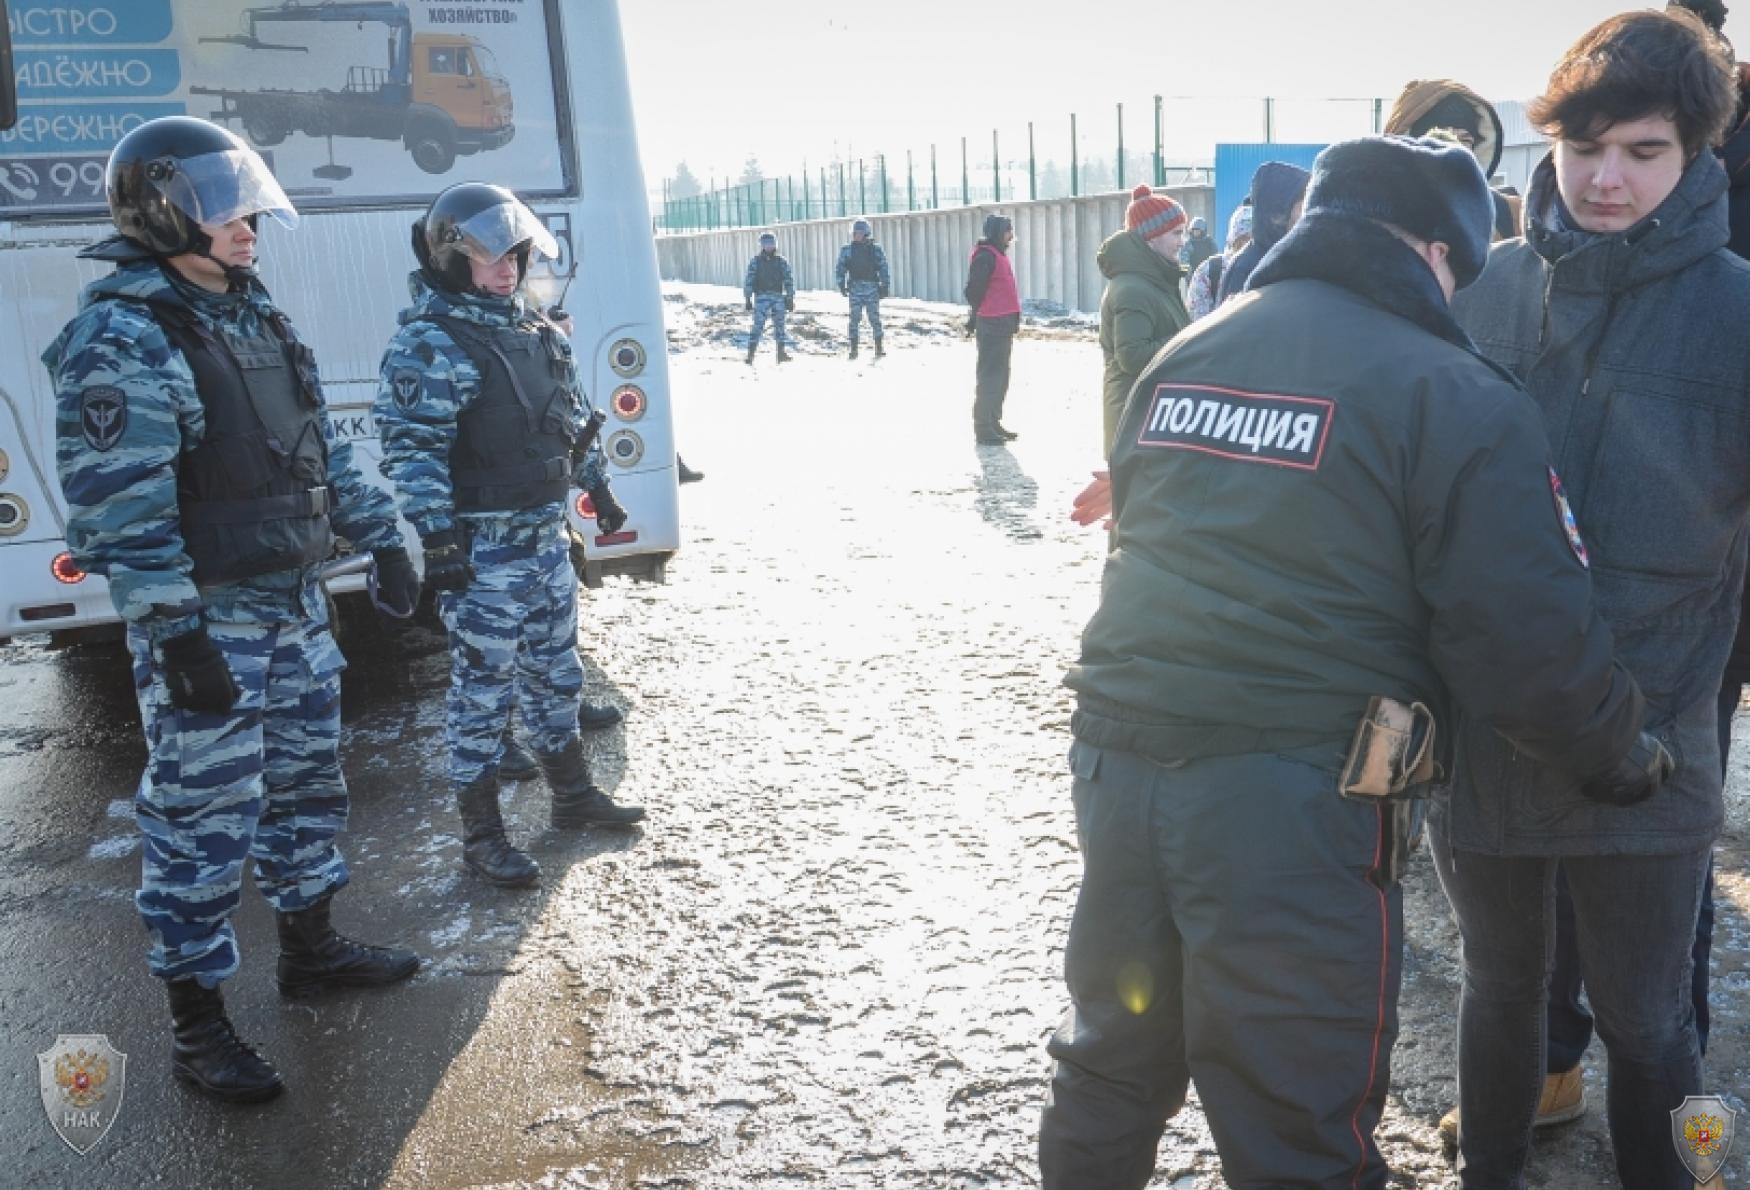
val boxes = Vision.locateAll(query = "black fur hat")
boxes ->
[1303,135,1494,288]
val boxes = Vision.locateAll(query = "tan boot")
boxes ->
[1438,1067,1587,1146]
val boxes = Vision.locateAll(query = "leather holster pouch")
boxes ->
[1339,696,1438,801]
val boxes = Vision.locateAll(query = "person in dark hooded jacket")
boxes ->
[1439,12,1750,1188]
[1385,79,1522,240]
[1214,161,1309,304]
[1040,134,1661,1190]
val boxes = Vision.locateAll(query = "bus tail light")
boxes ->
[611,385,646,421]
[52,552,86,584]
[0,493,27,536]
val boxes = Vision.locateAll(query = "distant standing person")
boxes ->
[1187,202,1252,321]
[835,218,892,360]
[1097,185,1191,456]
[1180,216,1217,273]
[1216,161,1310,303]
[743,231,794,364]
[965,213,1021,445]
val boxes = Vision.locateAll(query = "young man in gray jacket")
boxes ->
[1441,11,1750,1187]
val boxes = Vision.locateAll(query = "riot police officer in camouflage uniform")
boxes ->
[835,218,891,359]
[45,116,423,1106]
[375,182,644,892]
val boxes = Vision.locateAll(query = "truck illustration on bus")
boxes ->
[194,1,515,174]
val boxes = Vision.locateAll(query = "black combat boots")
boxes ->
[456,776,540,887]
[776,343,793,364]
[873,338,885,359]
[538,740,645,828]
[167,979,284,1104]
[745,344,757,364]
[274,897,421,999]
[499,735,539,781]
[849,342,859,360]
[577,700,624,731]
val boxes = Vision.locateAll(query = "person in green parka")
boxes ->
[1098,185,1191,456]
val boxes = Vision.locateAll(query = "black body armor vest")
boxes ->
[417,313,578,512]
[137,296,334,586]
[751,253,787,293]
[846,240,880,282]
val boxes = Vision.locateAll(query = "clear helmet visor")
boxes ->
[149,148,298,230]
[450,199,558,265]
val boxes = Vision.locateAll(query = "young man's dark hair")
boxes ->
[1529,9,1736,158]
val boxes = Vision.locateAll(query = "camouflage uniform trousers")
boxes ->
[130,611,351,986]
[439,517,585,787]
[749,292,792,349]
[847,280,883,347]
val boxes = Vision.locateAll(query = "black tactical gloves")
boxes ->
[420,529,473,593]
[878,284,889,299]
[160,627,241,715]
[371,546,421,618]
[744,297,753,312]
[783,296,795,312]
[589,484,628,534]
[1580,730,1675,807]
[839,283,849,296]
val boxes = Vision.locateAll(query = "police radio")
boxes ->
[545,265,579,323]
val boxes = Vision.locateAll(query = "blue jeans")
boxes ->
[1545,684,1728,1070]
[1429,833,1709,1190]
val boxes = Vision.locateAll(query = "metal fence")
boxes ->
[659,95,1390,232]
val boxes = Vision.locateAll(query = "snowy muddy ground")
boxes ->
[0,282,1743,1188]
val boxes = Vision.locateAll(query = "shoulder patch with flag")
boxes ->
[1548,466,1588,568]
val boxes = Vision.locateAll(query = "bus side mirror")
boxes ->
[0,1,16,133]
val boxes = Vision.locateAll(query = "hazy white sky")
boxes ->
[620,1,1706,186]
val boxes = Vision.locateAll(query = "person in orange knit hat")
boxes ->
[1096,185,1191,455]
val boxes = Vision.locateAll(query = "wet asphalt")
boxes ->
[0,287,1745,1188]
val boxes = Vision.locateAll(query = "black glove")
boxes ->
[420,528,473,593]
[964,312,978,338]
[744,297,753,312]
[589,483,628,534]
[878,285,889,299]
[839,283,849,296]
[1580,730,1674,807]
[371,546,420,618]
[160,627,241,715]
[783,296,795,312]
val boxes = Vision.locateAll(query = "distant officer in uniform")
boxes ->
[835,218,891,359]
[375,182,644,892]
[1039,136,1668,1188]
[743,231,795,364]
[45,116,423,1106]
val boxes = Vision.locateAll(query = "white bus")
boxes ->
[0,0,677,641]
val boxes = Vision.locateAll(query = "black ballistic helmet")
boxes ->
[104,116,297,256]
[413,181,558,294]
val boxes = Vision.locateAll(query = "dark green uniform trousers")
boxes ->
[1039,740,1405,1189]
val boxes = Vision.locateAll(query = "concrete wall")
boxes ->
[654,186,1215,314]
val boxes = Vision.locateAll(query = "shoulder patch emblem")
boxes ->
[79,385,127,452]
[390,367,422,412]
[1549,467,1589,568]
[1136,383,1334,471]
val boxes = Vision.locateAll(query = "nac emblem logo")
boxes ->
[37,1034,127,1154]
[1671,1095,1737,1184]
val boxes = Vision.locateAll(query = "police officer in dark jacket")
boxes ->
[1038,136,1666,1190]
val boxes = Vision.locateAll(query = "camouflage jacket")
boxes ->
[373,272,609,540]
[43,261,404,640]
